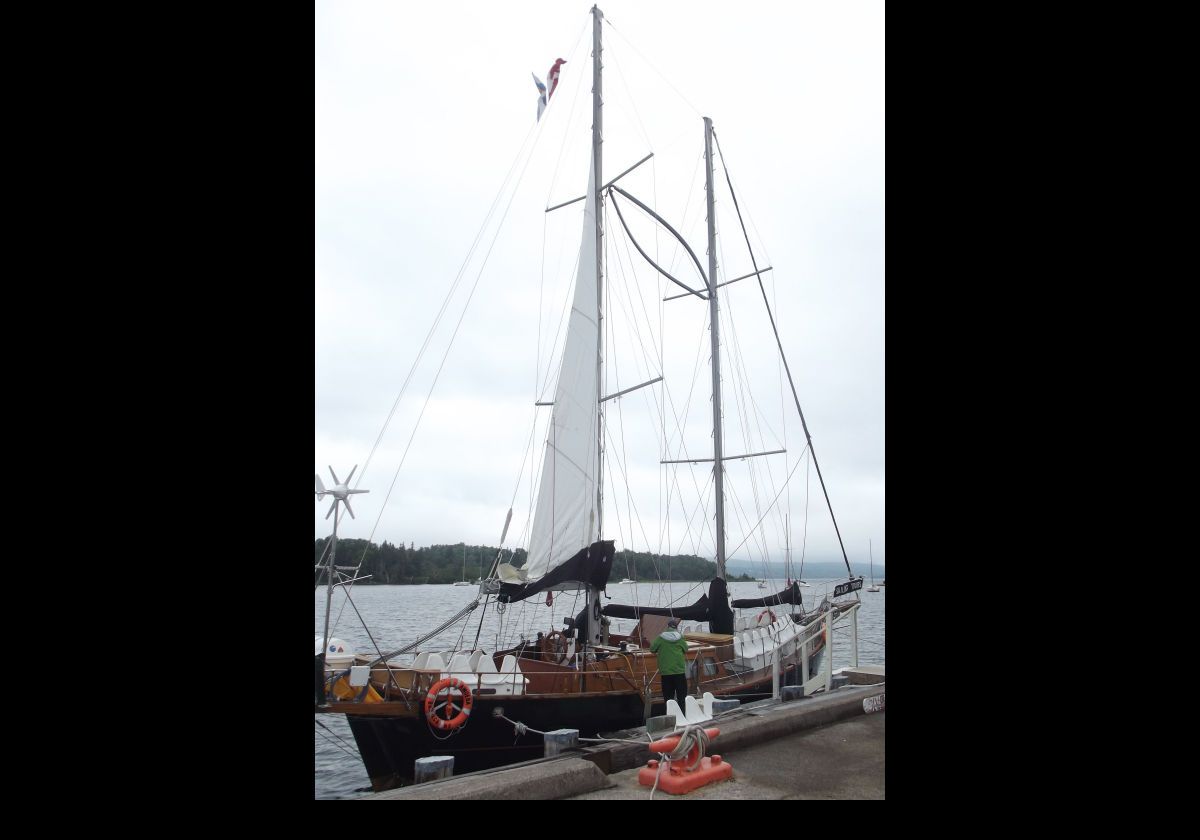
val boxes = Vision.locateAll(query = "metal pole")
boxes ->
[824,609,833,693]
[800,632,809,696]
[852,604,859,668]
[703,116,725,578]
[771,641,780,701]
[320,505,338,687]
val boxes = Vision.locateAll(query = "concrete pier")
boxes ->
[570,712,883,799]
[359,671,885,800]
[363,756,609,801]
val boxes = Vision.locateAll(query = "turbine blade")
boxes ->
[329,466,340,486]
[315,475,326,497]
[345,464,358,484]
[347,488,369,494]
[326,500,337,520]
[343,498,356,519]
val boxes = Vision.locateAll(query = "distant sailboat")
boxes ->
[453,544,472,586]
[866,539,879,592]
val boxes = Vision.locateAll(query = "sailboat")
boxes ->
[315,6,868,793]
[867,539,879,592]
[453,544,472,586]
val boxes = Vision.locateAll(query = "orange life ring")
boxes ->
[424,677,473,731]
[756,608,777,626]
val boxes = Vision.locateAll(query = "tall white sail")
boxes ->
[522,156,600,582]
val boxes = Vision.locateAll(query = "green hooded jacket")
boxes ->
[651,628,688,675]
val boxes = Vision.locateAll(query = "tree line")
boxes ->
[313,538,754,585]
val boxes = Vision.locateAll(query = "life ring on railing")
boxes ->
[756,608,777,626]
[424,677,473,731]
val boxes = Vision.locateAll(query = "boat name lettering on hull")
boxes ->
[863,693,885,714]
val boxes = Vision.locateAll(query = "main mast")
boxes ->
[586,4,605,650]
[592,4,604,544]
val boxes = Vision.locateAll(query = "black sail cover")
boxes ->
[730,581,806,609]
[708,577,734,633]
[498,540,615,604]
[601,594,710,621]
[601,577,736,633]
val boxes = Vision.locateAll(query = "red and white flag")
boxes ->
[533,58,566,122]
[547,58,566,100]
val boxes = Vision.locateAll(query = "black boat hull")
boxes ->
[343,653,821,791]
[346,691,647,790]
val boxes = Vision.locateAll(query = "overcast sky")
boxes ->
[315,1,884,575]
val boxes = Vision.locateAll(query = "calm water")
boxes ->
[314,579,885,799]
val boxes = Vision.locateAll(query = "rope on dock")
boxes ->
[648,725,710,799]
[663,725,709,771]
[495,713,652,745]
[579,734,654,745]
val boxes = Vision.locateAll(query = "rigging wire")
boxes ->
[710,191,772,575]
[603,202,681,575]
[720,286,783,568]
[652,304,715,553]
[543,15,595,216]
[600,174,717,567]
[671,469,715,559]
[323,16,594,644]
[605,206,636,562]
[538,22,591,399]
[712,128,853,576]
[315,719,361,760]
[799,455,810,580]
[349,118,539,498]
[597,156,710,571]
[321,106,543,634]
[605,18,703,118]
[724,443,810,560]
[713,202,793,577]
[606,37,653,156]
[362,103,554,559]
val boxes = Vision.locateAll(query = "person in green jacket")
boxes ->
[651,617,689,712]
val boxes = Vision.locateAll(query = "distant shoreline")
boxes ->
[314,537,879,587]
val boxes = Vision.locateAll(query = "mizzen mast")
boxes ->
[703,116,725,580]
